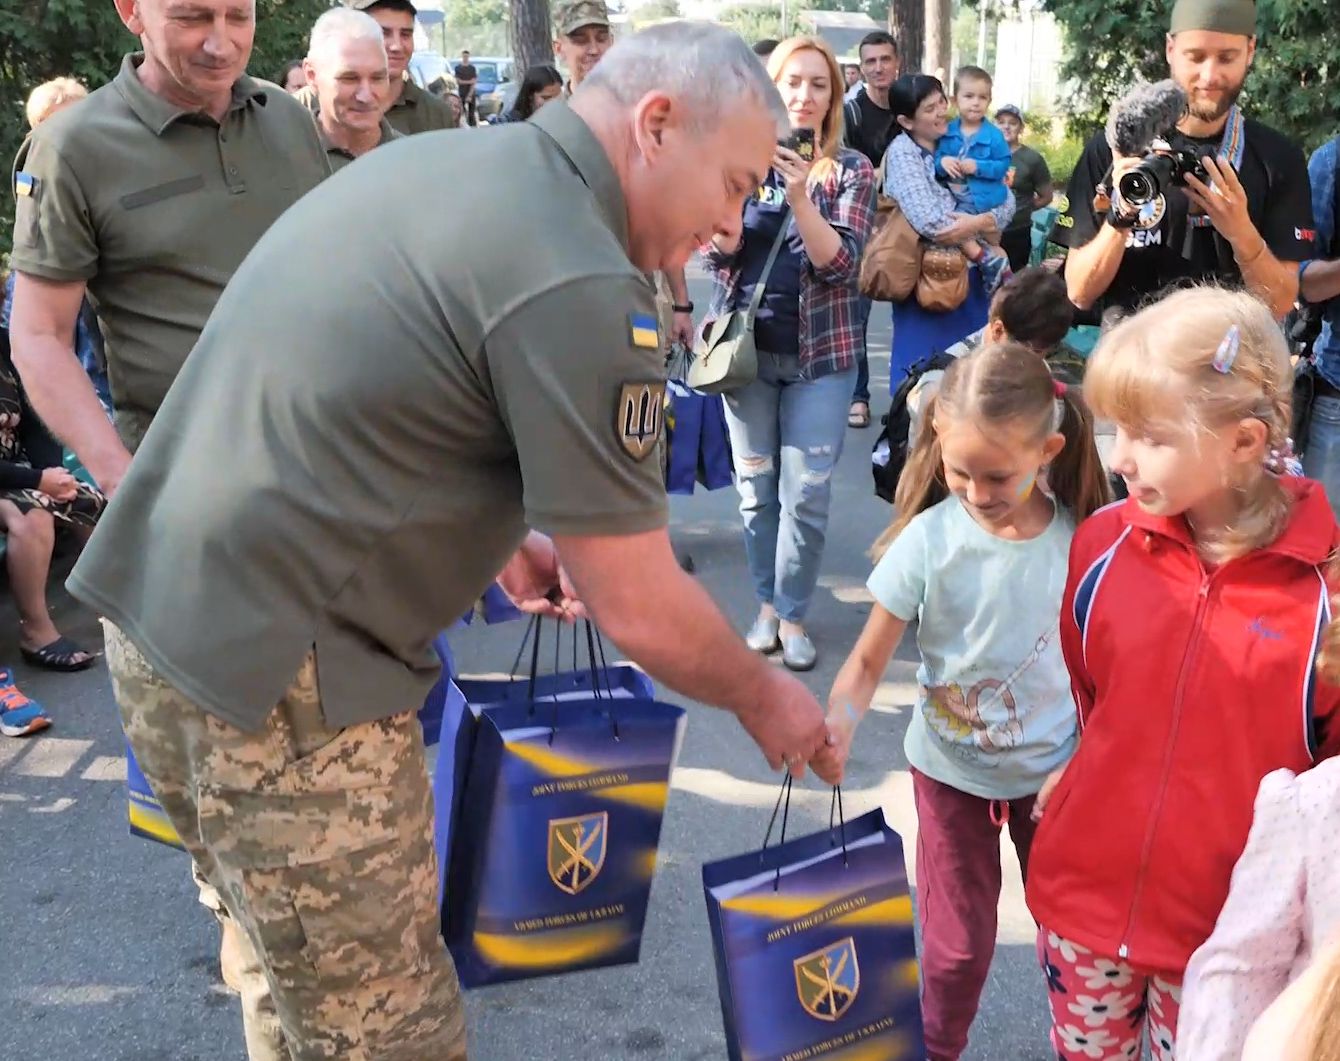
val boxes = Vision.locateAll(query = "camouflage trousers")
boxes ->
[105,622,468,1060]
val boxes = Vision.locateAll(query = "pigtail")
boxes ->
[871,393,950,560]
[1047,387,1111,524]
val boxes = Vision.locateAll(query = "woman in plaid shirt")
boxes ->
[701,35,875,672]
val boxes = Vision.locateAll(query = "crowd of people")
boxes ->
[3,0,1340,1058]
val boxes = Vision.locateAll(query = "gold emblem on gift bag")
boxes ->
[617,381,665,461]
[547,812,608,894]
[794,937,860,1021]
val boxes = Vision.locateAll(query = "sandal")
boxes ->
[848,401,871,429]
[20,636,98,673]
[0,668,51,736]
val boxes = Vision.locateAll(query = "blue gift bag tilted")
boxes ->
[703,781,927,1061]
[665,380,734,495]
[433,619,682,987]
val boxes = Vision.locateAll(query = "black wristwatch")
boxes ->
[672,302,694,314]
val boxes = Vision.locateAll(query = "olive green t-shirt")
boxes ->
[8,55,330,450]
[68,104,668,731]
[387,78,458,134]
[318,116,402,171]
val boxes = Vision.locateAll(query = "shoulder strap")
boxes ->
[744,207,793,323]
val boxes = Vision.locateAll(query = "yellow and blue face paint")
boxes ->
[629,312,659,349]
[1015,471,1037,503]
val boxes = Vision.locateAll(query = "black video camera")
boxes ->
[1117,135,1209,208]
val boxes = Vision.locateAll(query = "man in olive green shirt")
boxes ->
[351,0,457,134]
[305,6,401,171]
[7,3,329,1058]
[73,23,829,1057]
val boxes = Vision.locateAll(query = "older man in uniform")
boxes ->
[6,0,329,1056]
[305,7,401,171]
[555,0,615,97]
[69,22,827,1058]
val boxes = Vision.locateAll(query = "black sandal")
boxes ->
[20,636,99,673]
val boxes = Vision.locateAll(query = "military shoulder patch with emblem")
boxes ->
[616,380,665,461]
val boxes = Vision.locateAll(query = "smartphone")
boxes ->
[779,128,816,162]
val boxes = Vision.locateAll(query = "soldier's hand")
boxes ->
[737,668,827,779]
[497,531,584,622]
[670,311,694,348]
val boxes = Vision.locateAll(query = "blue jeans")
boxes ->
[853,296,872,404]
[722,354,857,623]
[1304,394,1340,520]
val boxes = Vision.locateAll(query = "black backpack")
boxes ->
[871,351,956,503]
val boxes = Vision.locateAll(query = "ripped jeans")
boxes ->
[722,353,856,623]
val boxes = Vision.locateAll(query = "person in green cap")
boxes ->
[1054,0,1315,324]
[304,7,401,172]
[554,0,614,97]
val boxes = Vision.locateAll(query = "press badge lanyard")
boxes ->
[1188,104,1246,229]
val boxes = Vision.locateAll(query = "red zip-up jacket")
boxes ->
[1026,478,1340,973]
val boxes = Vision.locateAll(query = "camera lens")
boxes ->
[1118,169,1156,207]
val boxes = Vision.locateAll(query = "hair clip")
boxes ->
[1212,325,1241,374]
[1052,380,1068,398]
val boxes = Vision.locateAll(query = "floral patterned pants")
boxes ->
[1037,927,1183,1061]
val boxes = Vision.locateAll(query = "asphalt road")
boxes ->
[0,271,1053,1061]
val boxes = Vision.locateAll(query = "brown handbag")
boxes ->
[915,245,969,313]
[858,196,923,302]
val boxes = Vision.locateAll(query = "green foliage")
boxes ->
[1033,130,1084,187]
[0,0,328,264]
[715,4,806,47]
[1043,0,1340,151]
[631,0,682,23]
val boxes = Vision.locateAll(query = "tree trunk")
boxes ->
[888,0,924,77]
[508,0,552,76]
[924,0,951,83]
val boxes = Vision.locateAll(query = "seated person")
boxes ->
[0,330,106,672]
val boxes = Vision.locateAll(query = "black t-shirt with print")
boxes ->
[1052,120,1316,319]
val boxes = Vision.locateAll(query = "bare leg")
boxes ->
[0,502,62,650]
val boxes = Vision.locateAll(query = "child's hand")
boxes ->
[810,724,851,785]
[941,157,965,180]
[958,158,978,176]
[1031,766,1068,822]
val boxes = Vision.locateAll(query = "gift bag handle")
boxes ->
[761,774,794,892]
[507,616,622,744]
[828,785,850,868]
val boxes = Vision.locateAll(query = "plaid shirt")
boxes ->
[701,147,875,380]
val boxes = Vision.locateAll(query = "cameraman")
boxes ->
[1300,133,1340,514]
[1055,0,1314,321]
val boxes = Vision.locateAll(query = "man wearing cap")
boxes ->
[6,0,329,1057]
[554,0,614,97]
[995,104,1053,271]
[306,7,401,172]
[1054,0,1314,322]
[314,0,458,134]
[69,21,828,1059]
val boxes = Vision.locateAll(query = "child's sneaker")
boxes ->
[0,668,50,737]
[979,252,1013,295]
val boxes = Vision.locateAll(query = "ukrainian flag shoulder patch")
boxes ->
[14,171,36,198]
[629,312,659,349]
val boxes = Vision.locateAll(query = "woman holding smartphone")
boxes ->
[701,35,875,670]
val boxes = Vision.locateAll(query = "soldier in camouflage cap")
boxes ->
[554,0,614,96]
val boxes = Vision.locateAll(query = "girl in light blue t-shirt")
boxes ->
[811,342,1109,1061]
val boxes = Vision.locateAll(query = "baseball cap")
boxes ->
[346,0,418,14]
[554,0,611,37]
[995,104,1025,122]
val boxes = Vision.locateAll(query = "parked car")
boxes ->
[408,51,458,96]
[485,79,522,121]
[469,57,514,118]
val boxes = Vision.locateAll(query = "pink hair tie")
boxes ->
[1053,380,1068,398]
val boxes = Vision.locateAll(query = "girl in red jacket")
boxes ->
[1025,287,1340,1061]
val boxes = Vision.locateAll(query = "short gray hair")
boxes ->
[579,22,787,136]
[307,8,387,67]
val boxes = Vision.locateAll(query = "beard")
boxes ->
[1185,77,1245,123]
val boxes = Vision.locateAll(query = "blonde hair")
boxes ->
[26,77,87,129]
[1307,958,1340,1061]
[766,35,845,185]
[1083,286,1292,565]
[873,342,1111,557]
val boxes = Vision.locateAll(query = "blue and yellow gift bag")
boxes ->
[436,620,679,987]
[125,737,184,850]
[702,784,926,1061]
[665,380,734,495]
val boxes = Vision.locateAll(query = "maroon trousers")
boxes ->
[912,768,1039,1061]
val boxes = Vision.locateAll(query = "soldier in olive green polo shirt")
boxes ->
[555,0,615,98]
[71,23,830,1056]
[304,6,402,172]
